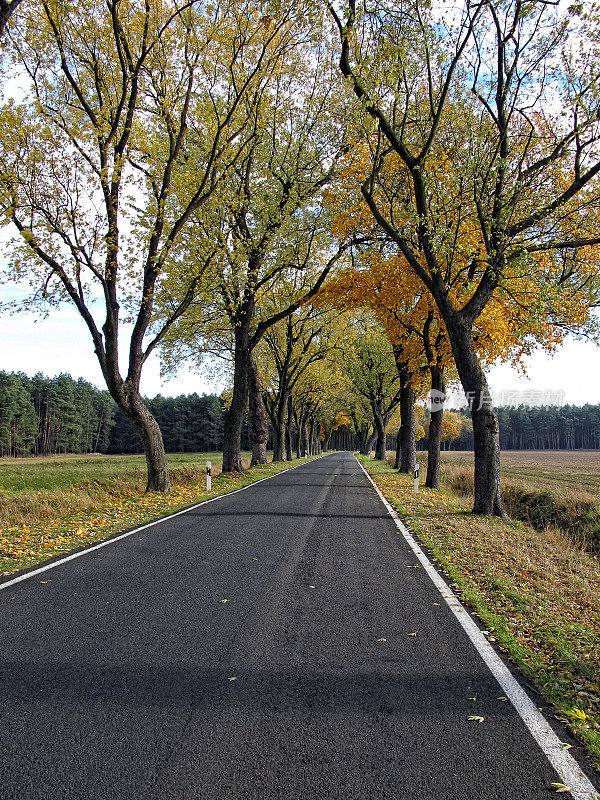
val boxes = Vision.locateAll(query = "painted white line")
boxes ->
[0,454,328,592]
[355,456,598,800]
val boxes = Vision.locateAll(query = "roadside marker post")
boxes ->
[413,463,419,494]
[206,461,212,492]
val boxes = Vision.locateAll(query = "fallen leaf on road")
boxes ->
[468,696,477,701]
[407,632,417,636]
[228,676,238,682]
[551,783,571,793]
[377,638,387,642]
[559,742,573,751]
[40,580,50,584]
[309,585,316,589]
[252,558,258,561]
[468,716,485,723]
[497,696,508,702]
[220,599,229,604]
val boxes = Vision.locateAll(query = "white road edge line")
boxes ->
[0,454,327,593]
[355,455,598,800]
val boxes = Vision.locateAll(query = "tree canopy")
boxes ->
[1,0,600,510]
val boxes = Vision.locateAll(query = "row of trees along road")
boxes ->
[0,0,346,489]
[4,366,600,456]
[2,1,600,515]
[327,0,600,513]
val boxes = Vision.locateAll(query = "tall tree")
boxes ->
[257,300,347,461]
[328,0,600,514]
[0,0,301,490]
[160,18,355,471]
[341,322,401,460]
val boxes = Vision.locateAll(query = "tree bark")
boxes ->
[272,405,286,461]
[247,355,268,466]
[359,425,371,455]
[425,366,445,489]
[285,397,293,461]
[399,369,416,473]
[445,314,505,516]
[299,408,309,456]
[222,312,251,472]
[372,401,387,460]
[0,1,23,37]
[110,383,170,492]
[363,430,376,457]
[309,416,319,455]
[394,428,402,470]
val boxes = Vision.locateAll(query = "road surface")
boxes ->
[0,452,594,799]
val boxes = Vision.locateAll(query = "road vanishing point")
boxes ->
[0,452,597,800]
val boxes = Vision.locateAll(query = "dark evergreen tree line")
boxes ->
[496,405,600,450]
[419,405,600,451]
[107,394,226,454]
[0,371,114,456]
[0,371,230,457]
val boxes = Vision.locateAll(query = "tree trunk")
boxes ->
[425,366,445,489]
[359,425,371,455]
[285,397,293,461]
[222,313,251,472]
[0,1,23,38]
[247,355,269,466]
[394,428,402,469]
[372,401,387,460]
[309,416,319,455]
[445,314,505,516]
[118,386,171,493]
[299,408,309,456]
[272,403,286,461]
[399,369,416,473]
[363,431,376,457]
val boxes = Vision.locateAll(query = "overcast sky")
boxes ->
[1,292,599,406]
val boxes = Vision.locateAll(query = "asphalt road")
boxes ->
[0,452,590,799]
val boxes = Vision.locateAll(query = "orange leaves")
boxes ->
[317,251,453,380]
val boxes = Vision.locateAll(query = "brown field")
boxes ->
[432,449,600,494]
[412,449,600,551]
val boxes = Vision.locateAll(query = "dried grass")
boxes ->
[0,453,243,531]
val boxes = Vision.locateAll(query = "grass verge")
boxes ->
[360,454,600,768]
[1,452,320,578]
[433,451,600,552]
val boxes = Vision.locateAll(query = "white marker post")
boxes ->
[413,463,420,494]
[206,460,212,492]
